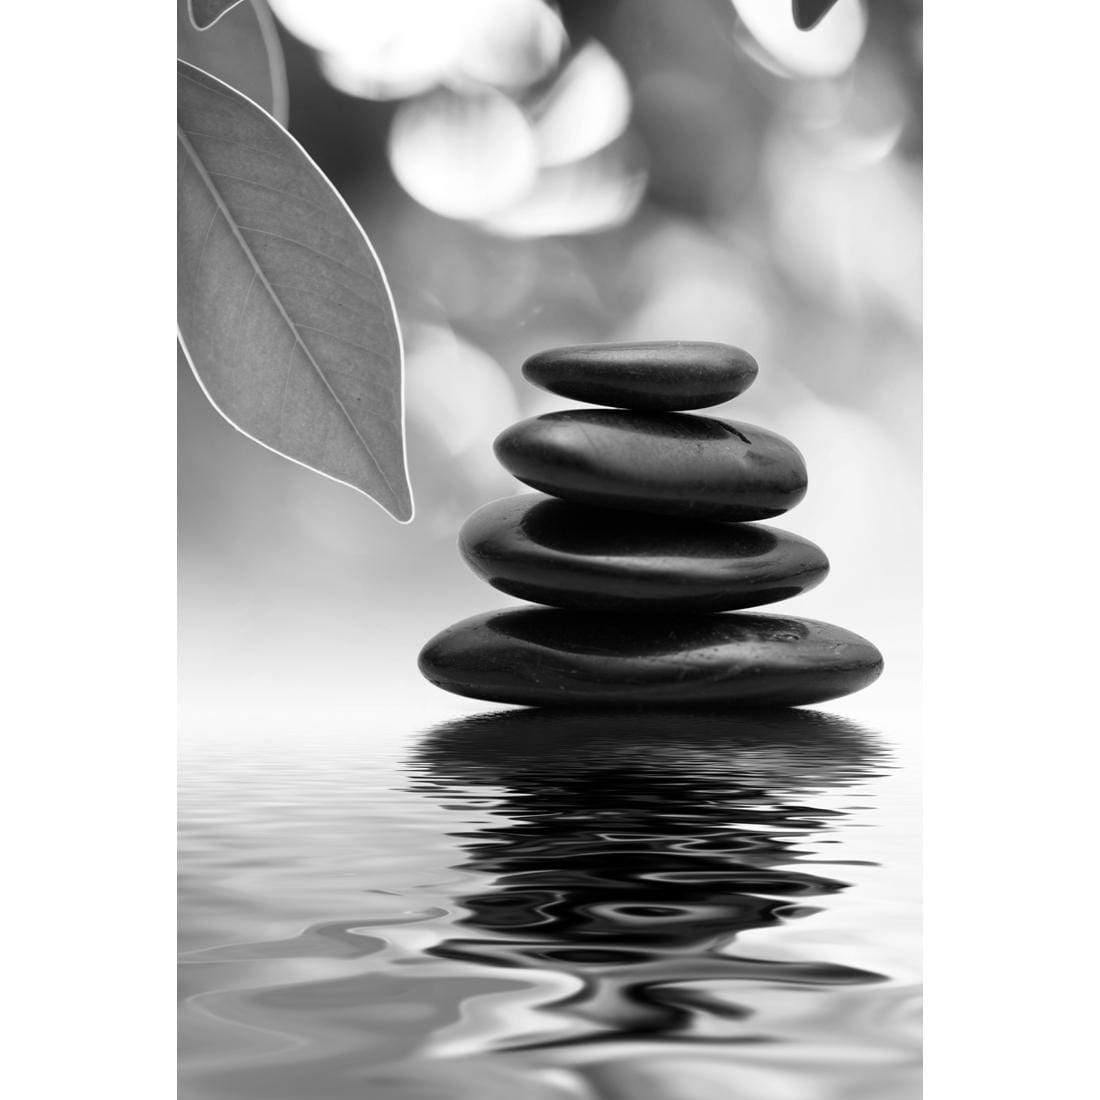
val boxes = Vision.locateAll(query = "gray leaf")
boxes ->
[792,0,841,31]
[178,0,287,123]
[188,0,246,30]
[177,60,413,522]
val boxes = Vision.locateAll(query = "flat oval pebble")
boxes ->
[522,341,758,411]
[459,493,829,612]
[493,410,808,521]
[418,609,884,707]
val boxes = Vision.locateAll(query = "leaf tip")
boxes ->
[343,470,414,524]
[188,0,246,31]
[381,487,415,525]
[791,0,842,32]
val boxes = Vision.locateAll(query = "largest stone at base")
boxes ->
[419,609,883,708]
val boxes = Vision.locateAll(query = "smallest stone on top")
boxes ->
[523,341,758,412]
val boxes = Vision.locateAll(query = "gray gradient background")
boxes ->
[179,0,921,726]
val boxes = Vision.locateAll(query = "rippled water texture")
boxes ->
[179,707,920,1098]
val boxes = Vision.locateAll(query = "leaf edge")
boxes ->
[176,58,415,525]
[248,0,289,125]
[188,0,248,31]
[791,0,841,32]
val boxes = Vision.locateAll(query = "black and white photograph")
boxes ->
[11,2,1098,1096]
[176,2,922,1097]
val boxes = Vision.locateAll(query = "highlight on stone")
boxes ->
[420,609,882,708]
[522,341,758,412]
[494,410,808,522]
[459,494,829,613]
[420,340,883,708]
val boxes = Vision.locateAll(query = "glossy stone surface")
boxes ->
[459,493,829,612]
[493,410,808,521]
[522,341,758,411]
[418,609,883,707]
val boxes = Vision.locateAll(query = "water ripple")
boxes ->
[179,707,919,1098]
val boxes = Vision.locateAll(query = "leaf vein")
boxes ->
[177,125,400,504]
[236,225,377,284]
[266,278,386,317]
[178,128,280,164]
[291,323,392,360]
[206,171,327,215]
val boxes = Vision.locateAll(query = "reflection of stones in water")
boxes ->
[411,707,890,1041]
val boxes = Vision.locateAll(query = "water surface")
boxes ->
[179,706,920,1099]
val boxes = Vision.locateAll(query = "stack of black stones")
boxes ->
[419,342,883,708]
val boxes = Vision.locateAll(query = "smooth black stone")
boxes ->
[493,410,808,521]
[418,609,884,708]
[522,342,758,411]
[459,493,829,613]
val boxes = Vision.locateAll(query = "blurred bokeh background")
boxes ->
[179,0,922,724]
